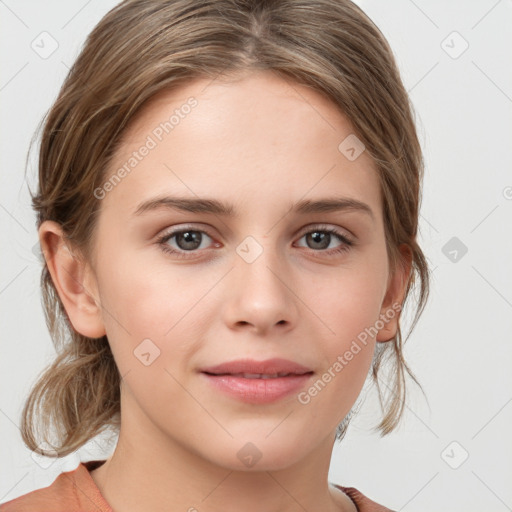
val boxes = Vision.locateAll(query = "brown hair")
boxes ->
[23,0,430,457]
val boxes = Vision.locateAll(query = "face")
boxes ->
[63,70,406,471]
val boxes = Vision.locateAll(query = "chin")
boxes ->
[198,430,319,472]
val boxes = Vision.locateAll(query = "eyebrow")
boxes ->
[133,195,374,220]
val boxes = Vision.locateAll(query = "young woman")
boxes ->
[1,0,429,510]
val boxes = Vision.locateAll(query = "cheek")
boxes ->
[312,259,388,344]
[298,276,383,431]
[94,247,219,372]
[330,279,385,341]
[306,255,388,395]
[96,242,187,328]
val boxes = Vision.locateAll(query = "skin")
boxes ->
[40,69,411,512]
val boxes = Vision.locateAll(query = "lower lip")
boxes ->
[202,373,313,404]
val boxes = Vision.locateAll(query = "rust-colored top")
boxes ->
[0,460,394,511]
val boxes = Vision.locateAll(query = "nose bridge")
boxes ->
[224,233,297,331]
[235,233,286,295]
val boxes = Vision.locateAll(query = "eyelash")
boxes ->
[156,224,354,260]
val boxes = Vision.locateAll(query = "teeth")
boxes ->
[232,373,291,379]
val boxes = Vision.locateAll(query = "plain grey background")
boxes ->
[1,1,511,510]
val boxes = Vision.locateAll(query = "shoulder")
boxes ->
[335,484,395,512]
[0,460,111,512]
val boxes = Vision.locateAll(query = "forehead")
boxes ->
[101,70,382,221]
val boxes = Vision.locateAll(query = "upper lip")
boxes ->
[201,358,313,376]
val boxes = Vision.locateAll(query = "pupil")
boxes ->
[178,231,201,250]
[308,231,329,249]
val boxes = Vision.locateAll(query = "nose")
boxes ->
[222,241,299,336]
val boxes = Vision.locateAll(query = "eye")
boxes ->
[156,224,354,260]
[294,225,354,256]
[157,226,218,259]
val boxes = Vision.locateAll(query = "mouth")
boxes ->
[200,358,314,404]
[206,372,304,379]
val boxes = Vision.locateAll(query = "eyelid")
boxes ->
[296,222,354,241]
[158,222,354,242]
[158,223,217,239]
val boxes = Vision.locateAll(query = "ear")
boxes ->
[38,220,106,339]
[376,244,412,343]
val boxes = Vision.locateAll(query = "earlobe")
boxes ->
[376,244,413,343]
[39,220,106,339]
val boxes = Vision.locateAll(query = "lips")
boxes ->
[200,358,314,404]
